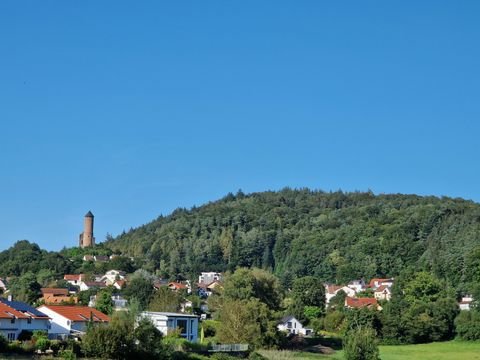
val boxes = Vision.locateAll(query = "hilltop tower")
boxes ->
[79,211,95,248]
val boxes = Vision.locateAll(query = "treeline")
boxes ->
[105,188,480,292]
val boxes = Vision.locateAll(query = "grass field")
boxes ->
[258,341,480,360]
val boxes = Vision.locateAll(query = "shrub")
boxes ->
[59,349,77,360]
[36,337,51,352]
[343,327,379,360]
[0,334,7,352]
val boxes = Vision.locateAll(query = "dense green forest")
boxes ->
[104,189,480,291]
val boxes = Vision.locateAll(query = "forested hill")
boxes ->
[105,189,480,289]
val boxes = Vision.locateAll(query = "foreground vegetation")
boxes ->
[260,341,480,360]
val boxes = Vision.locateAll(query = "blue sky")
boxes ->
[1,1,479,251]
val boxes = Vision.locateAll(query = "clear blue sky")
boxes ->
[1,1,479,251]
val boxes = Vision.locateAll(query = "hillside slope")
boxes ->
[105,189,480,288]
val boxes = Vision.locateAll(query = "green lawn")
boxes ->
[379,341,480,360]
[258,341,480,360]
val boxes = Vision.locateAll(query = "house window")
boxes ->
[177,319,187,337]
[8,333,16,341]
[287,322,292,329]
[10,317,15,324]
[27,317,32,324]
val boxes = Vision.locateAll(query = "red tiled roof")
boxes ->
[41,288,69,296]
[64,274,83,281]
[0,302,29,319]
[39,305,110,322]
[168,282,187,289]
[345,296,378,308]
[115,280,126,287]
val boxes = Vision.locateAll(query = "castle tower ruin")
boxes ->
[79,211,95,248]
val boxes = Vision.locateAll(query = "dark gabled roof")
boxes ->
[280,315,302,325]
[0,298,48,318]
[85,211,94,218]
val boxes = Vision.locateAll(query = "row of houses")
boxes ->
[325,278,395,310]
[0,295,199,342]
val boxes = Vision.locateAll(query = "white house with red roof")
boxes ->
[37,305,110,336]
[101,270,126,286]
[0,298,50,341]
[369,278,394,290]
[345,296,381,310]
[374,285,392,301]
[325,284,356,305]
[64,274,84,287]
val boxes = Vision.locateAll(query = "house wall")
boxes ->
[141,312,199,342]
[278,318,305,335]
[0,318,50,340]
[37,307,71,335]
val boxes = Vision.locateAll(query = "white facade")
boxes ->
[374,286,392,301]
[347,280,366,293]
[198,272,222,285]
[0,299,50,341]
[0,278,8,292]
[37,306,109,336]
[37,306,81,335]
[277,316,312,336]
[102,270,126,286]
[459,296,474,311]
[0,317,50,341]
[325,285,356,305]
[140,312,199,342]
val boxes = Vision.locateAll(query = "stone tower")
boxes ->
[79,211,95,248]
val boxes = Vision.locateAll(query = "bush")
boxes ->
[0,334,7,352]
[324,310,345,332]
[59,349,77,360]
[343,327,379,360]
[455,310,480,340]
[36,337,51,352]
[17,330,33,341]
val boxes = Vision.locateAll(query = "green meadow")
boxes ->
[258,341,480,360]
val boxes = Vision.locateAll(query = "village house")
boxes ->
[325,284,356,305]
[277,315,313,336]
[88,294,128,311]
[113,280,126,290]
[345,296,380,310]
[180,299,193,313]
[82,255,94,262]
[374,285,392,301]
[37,305,110,337]
[153,279,168,290]
[0,297,50,341]
[140,312,199,342]
[198,272,222,285]
[41,288,78,305]
[64,274,84,287]
[459,295,474,311]
[94,255,110,262]
[347,279,366,293]
[101,270,126,286]
[0,278,8,293]
[168,282,188,292]
[369,278,394,290]
[79,281,107,292]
